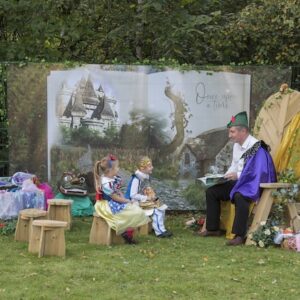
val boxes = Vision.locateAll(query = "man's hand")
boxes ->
[224,172,238,181]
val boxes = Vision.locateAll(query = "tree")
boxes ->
[217,0,300,64]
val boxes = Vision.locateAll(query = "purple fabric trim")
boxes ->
[230,147,277,202]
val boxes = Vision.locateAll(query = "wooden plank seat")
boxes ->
[28,220,68,258]
[47,199,73,230]
[89,213,125,246]
[15,208,47,242]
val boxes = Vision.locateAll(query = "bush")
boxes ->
[181,182,206,210]
[0,219,17,235]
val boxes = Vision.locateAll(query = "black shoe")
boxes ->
[163,231,173,237]
[157,231,172,238]
[226,236,244,246]
[196,230,222,237]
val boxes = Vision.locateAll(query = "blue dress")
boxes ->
[102,175,126,214]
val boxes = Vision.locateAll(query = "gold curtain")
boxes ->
[274,112,300,178]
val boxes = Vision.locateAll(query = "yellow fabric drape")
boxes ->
[94,201,150,235]
[274,112,300,178]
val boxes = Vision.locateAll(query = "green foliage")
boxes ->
[0,64,8,174]
[181,182,206,209]
[272,169,300,205]
[0,219,17,235]
[220,0,300,65]
[277,168,299,184]
[152,163,179,180]
[0,1,298,65]
[120,109,168,149]
[1,215,300,299]
[0,65,7,121]
[60,125,120,148]
[250,220,280,248]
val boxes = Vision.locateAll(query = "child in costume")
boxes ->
[126,156,172,238]
[94,154,150,244]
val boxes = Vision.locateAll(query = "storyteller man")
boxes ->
[199,111,277,246]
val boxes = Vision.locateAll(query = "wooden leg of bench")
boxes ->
[245,189,274,245]
[287,203,300,233]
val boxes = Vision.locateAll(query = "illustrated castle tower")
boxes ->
[58,75,119,135]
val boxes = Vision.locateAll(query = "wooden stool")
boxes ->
[28,220,68,257]
[89,213,124,246]
[138,222,151,236]
[15,208,47,242]
[48,199,73,230]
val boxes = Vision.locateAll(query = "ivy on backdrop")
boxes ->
[0,64,8,167]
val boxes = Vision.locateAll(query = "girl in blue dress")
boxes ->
[94,154,149,244]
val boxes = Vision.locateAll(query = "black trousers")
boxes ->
[205,181,252,237]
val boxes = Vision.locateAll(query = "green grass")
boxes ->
[1,215,300,300]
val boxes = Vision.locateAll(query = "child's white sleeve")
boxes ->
[102,182,114,196]
[130,177,148,202]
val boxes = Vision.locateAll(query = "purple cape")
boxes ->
[230,146,277,202]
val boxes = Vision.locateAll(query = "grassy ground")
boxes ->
[1,214,300,300]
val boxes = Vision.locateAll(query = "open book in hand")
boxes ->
[197,174,228,187]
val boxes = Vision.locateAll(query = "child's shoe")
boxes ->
[157,231,173,238]
[121,231,138,244]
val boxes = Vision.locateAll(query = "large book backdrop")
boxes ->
[7,64,291,209]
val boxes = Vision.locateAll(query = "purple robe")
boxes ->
[230,146,277,202]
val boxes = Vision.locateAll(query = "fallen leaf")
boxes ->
[231,278,240,282]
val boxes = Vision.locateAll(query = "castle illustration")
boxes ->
[56,75,119,135]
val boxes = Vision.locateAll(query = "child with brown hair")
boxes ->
[94,154,150,244]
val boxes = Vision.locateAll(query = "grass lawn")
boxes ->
[1,214,300,300]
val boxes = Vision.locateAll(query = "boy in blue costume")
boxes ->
[126,156,172,238]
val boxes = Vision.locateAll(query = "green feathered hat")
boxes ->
[227,111,248,128]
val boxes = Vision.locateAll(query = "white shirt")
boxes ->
[226,134,258,179]
[129,170,149,202]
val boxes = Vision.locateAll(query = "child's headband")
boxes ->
[108,154,117,169]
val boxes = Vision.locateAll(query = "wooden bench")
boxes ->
[287,202,300,233]
[138,222,152,236]
[48,199,73,230]
[15,208,47,242]
[28,220,68,257]
[245,182,292,245]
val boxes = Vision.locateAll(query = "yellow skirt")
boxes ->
[94,201,150,235]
